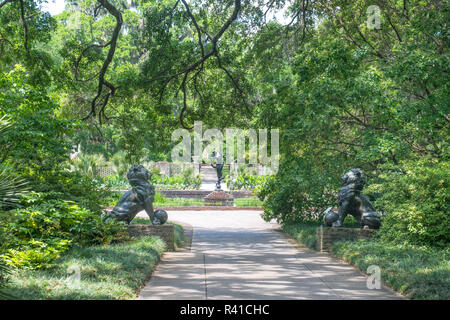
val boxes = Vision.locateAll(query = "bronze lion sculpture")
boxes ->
[105,164,167,225]
[324,168,380,229]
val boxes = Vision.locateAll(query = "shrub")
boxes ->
[2,239,71,269]
[257,159,339,224]
[227,172,271,191]
[151,175,201,190]
[34,170,112,213]
[0,192,127,269]
[366,159,449,248]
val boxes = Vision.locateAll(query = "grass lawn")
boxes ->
[154,197,204,207]
[3,236,166,299]
[233,197,263,207]
[282,220,450,300]
[153,196,263,207]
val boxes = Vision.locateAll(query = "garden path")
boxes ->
[137,210,404,300]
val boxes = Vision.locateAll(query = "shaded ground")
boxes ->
[137,210,404,300]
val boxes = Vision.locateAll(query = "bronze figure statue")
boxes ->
[210,150,224,191]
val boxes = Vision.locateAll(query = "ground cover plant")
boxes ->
[330,241,450,300]
[2,236,166,300]
[283,215,450,299]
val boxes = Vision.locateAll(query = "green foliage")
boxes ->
[258,158,339,224]
[2,239,71,270]
[0,258,16,300]
[110,151,129,178]
[153,192,167,204]
[102,175,130,190]
[101,173,201,190]
[0,164,28,210]
[282,217,360,249]
[0,192,127,269]
[227,172,271,191]
[254,2,449,245]
[152,174,202,190]
[0,0,448,256]
[233,197,263,207]
[366,159,450,248]
[282,222,319,249]
[330,240,450,300]
[69,153,106,178]
[153,196,204,207]
[33,170,112,213]
[0,65,72,184]
[0,0,57,86]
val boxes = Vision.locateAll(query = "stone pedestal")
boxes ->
[316,226,376,252]
[127,224,175,251]
[204,191,234,206]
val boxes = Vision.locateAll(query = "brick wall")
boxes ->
[316,226,376,252]
[159,190,254,198]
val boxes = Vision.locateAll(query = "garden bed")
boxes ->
[2,220,185,300]
[2,237,165,300]
[330,240,449,300]
[282,221,450,300]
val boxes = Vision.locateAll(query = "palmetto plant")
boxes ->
[70,153,106,178]
[0,116,26,299]
[111,151,129,178]
[0,167,28,209]
[0,117,28,208]
[0,116,28,207]
[0,115,11,136]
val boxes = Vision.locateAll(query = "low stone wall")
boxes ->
[159,190,254,199]
[316,226,377,252]
[126,224,175,251]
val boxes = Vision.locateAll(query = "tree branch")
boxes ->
[147,0,242,128]
[19,0,29,57]
[82,0,123,122]
[181,0,204,58]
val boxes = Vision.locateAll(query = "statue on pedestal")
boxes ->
[210,150,224,191]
